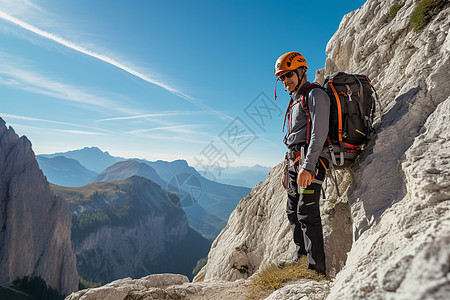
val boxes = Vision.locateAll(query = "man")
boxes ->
[274,51,330,275]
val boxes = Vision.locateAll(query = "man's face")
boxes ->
[280,70,298,92]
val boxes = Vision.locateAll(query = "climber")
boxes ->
[275,51,330,275]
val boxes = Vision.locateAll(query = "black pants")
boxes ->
[286,156,328,274]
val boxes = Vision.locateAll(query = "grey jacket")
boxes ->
[283,82,330,174]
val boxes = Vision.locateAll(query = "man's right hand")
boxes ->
[297,168,313,188]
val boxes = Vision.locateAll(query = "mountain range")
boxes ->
[38,147,270,188]
[37,147,252,241]
[91,159,229,240]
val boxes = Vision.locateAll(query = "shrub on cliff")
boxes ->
[78,277,102,290]
[248,257,325,298]
[192,257,208,277]
[389,2,404,21]
[410,0,447,31]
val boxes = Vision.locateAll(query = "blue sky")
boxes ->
[0,0,366,176]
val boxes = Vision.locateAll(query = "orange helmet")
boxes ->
[274,51,308,76]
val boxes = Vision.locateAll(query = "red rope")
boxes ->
[275,77,281,101]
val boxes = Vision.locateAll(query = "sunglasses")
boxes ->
[279,71,295,81]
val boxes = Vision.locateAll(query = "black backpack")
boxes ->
[323,72,377,167]
[300,73,378,167]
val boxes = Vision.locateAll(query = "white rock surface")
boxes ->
[317,0,450,299]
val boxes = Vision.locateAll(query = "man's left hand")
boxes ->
[297,168,313,188]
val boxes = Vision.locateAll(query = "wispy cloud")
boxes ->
[0,113,116,134]
[0,10,170,90]
[128,125,210,143]
[0,8,232,120]
[0,59,139,115]
[97,112,197,122]
[1,112,83,126]
[0,0,44,18]
[8,122,110,136]
[130,125,203,135]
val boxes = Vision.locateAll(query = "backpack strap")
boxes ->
[327,78,347,166]
[299,83,322,144]
[282,98,294,132]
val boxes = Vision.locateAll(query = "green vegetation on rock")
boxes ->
[79,277,102,290]
[192,256,208,276]
[249,257,325,297]
[389,3,404,21]
[72,210,110,240]
[410,0,447,32]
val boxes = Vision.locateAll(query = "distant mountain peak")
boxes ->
[90,159,166,188]
[81,146,102,151]
[39,147,125,173]
[103,159,150,170]
[155,159,189,166]
[78,146,109,155]
[36,156,98,187]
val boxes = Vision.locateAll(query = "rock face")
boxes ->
[196,0,449,299]
[0,118,78,295]
[317,0,450,299]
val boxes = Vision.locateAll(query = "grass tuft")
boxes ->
[248,256,326,298]
[194,272,205,282]
[389,3,405,21]
[79,277,102,290]
[410,0,447,32]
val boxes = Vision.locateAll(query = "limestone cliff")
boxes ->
[0,117,78,295]
[317,0,450,298]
